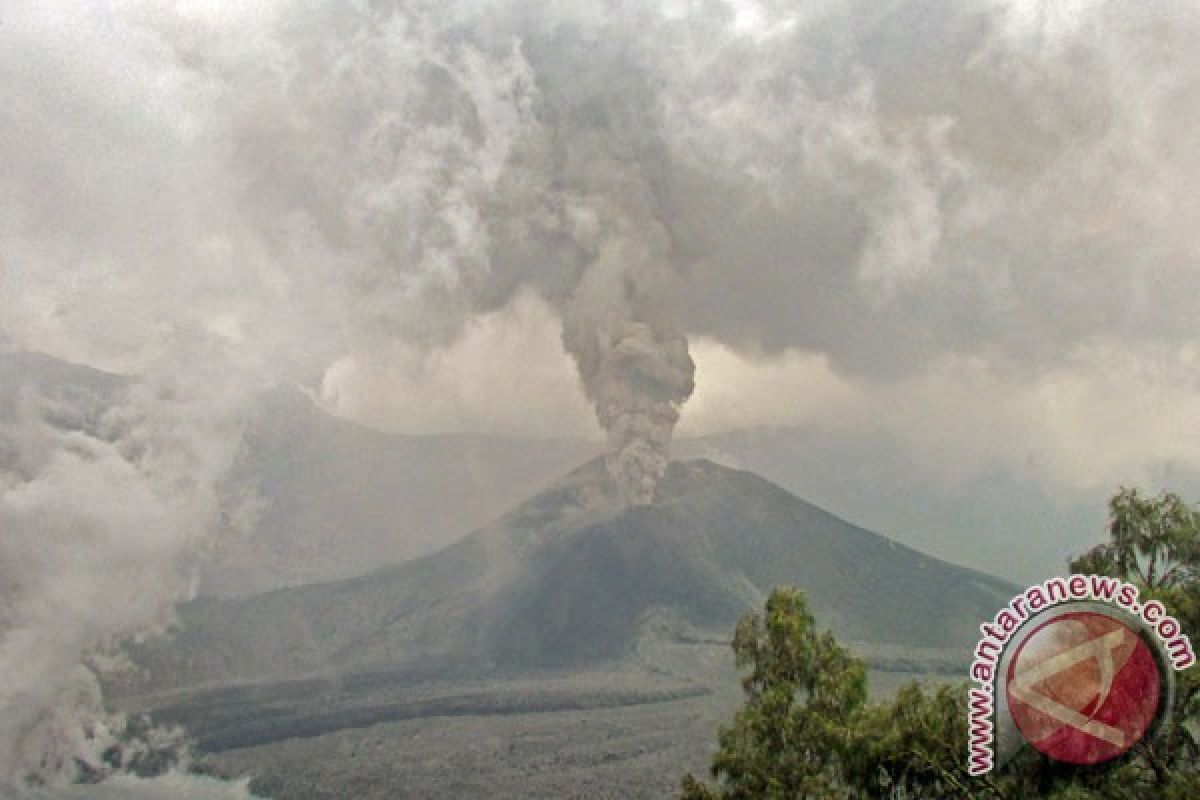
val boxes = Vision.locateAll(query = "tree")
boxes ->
[682,487,1200,799]
[1068,488,1200,793]
[680,587,981,799]
[681,588,865,799]
[1074,488,1200,590]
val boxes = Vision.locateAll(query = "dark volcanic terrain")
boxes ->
[118,458,1012,690]
[108,457,1015,798]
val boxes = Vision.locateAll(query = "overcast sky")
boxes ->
[4,0,1200,529]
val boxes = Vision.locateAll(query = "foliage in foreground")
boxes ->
[681,488,1200,799]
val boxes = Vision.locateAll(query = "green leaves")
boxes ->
[1073,488,1200,590]
[843,683,971,797]
[683,484,1200,798]
[684,588,862,798]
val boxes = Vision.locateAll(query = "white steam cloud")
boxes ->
[0,0,539,792]
[27,772,262,800]
[0,351,258,791]
[0,0,701,789]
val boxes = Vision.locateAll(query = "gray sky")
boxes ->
[3,0,1198,528]
[2,2,1200,567]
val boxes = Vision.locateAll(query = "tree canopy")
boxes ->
[681,487,1200,799]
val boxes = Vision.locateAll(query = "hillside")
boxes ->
[118,458,1016,694]
[0,351,594,595]
[215,388,594,594]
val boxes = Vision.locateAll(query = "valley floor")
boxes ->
[204,688,729,800]
[130,654,956,799]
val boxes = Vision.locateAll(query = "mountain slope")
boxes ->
[0,352,595,595]
[214,387,595,594]
[120,458,1016,693]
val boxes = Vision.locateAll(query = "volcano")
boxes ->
[121,457,1015,694]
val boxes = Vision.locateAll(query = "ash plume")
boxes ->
[542,134,697,505]
[564,259,695,506]
[488,33,700,506]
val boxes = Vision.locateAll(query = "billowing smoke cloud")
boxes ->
[565,267,695,505]
[0,350,258,792]
[0,0,538,793]
[542,131,696,505]
[0,0,700,789]
[27,772,262,800]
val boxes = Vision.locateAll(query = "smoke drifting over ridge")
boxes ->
[0,2,537,791]
[4,0,1200,794]
[0,353,259,792]
[0,0,699,789]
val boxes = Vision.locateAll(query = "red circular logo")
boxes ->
[1005,610,1161,764]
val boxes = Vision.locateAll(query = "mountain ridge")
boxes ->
[116,457,1017,695]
